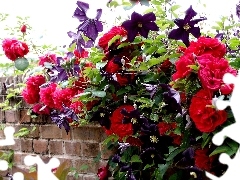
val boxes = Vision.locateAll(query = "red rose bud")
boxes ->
[220,84,234,95]
[20,25,27,33]
[97,165,110,180]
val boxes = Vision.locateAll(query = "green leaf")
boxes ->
[201,133,212,148]
[170,5,181,12]
[209,145,232,156]
[91,91,106,98]
[108,35,121,48]
[102,134,119,146]
[130,155,142,163]
[117,42,130,49]
[143,163,154,170]
[96,62,107,69]
[166,147,185,161]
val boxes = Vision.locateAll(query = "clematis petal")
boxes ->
[181,31,190,47]
[131,11,143,22]
[188,17,207,26]
[139,27,150,38]
[189,26,201,38]
[144,21,159,31]
[122,20,133,31]
[73,1,89,21]
[184,5,197,23]
[168,28,184,40]
[142,12,156,22]
[95,9,102,20]
[174,19,185,27]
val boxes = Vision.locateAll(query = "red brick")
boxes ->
[40,125,62,139]
[71,126,105,142]
[65,141,81,156]
[14,152,23,165]
[0,110,5,121]
[81,142,100,158]
[49,140,63,155]
[83,174,98,180]
[33,139,48,154]
[19,109,31,123]
[11,138,21,151]
[5,110,20,123]
[62,128,71,140]
[21,139,33,152]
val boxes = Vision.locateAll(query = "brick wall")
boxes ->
[0,92,113,180]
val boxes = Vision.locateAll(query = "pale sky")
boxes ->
[0,0,238,48]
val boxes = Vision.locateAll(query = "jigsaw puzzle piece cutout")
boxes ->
[0,159,8,171]
[24,155,60,180]
[0,126,15,146]
[206,148,240,180]
[12,172,24,180]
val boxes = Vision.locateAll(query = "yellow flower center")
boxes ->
[150,135,159,143]
[131,118,137,124]
[100,113,105,117]
[183,23,191,31]
[138,23,143,28]
[151,154,155,158]
[190,172,197,178]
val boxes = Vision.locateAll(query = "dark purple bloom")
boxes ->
[73,1,103,42]
[125,168,136,180]
[168,5,206,46]
[159,84,182,114]
[121,108,148,134]
[140,147,165,165]
[139,123,173,153]
[50,106,78,134]
[122,11,159,42]
[90,107,111,129]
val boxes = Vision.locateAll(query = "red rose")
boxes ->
[22,75,46,104]
[97,165,110,180]
[172,53,195,81]
[195,148,215,172]
[73,49,89,64]
[2,38,29,61]
[185,36,226,58]
[70,101,84,114]
[98,26,127,51]
[105,105,134,140]
[39,83,57,108]
[157,122,177,135]
[115,73,135,86]
[189,89,227,132]
[39,53,57,66]
[53,88,76,110]
[20,25,27,33]
[105,59,122,73]
[197,55,237,91]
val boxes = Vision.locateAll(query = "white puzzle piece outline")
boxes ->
[206,71,240,180]
[0,126,60,180]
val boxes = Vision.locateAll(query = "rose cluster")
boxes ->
[172,36,237,133]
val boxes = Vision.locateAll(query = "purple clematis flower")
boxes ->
[122,11,159,42]
[50,106,78,134]
[73,1,103,42]
[168,5,206,46]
